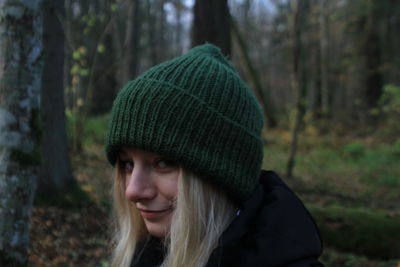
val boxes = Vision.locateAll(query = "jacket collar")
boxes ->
[206,170,323,267]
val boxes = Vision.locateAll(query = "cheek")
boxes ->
[158,175,178,200]
[124,175,131,190]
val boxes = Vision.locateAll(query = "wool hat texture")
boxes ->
[105,44,264,202]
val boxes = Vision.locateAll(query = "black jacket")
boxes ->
[132,170,324,267]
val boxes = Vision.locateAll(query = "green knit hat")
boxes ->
[105,44,264,202]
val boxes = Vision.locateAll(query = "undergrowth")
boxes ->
[34,179,91,210]
[263,132,400,207]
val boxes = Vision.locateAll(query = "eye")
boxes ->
[157,160,167,169]
[119,160,133,174]
[154,158,178,171]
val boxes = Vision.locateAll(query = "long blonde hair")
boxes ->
[111,166,237,267]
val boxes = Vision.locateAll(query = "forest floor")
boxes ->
[28,118,400,267]
[29,145,113,267]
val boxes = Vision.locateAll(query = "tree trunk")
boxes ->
[231,16,277,128]
[147,0,167,65]
[364,0,383,108]
[287,0,309,179]
[147,0,157,65]
[192,0,231,56]
[69,1,115,150]
[0,0,43,265]
[157,0,167,60]
[121,0,141,84]
[90,31,118,114]
[173,0,183,55]
[319,0,329,115]
[40,0,74,195]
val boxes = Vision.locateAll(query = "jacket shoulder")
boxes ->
[207,170,324,267]
[256,170,324,266]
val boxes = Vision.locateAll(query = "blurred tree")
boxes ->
[192,0,231,55]
[65,0,117,151]
[54,0,400,137]
[171,0,184,55]
[121,0,141,84]
[231,16,277,127]
[64,0,189,118]
[332,0,385,122]
[287,0,310,178]
[40,0,74,195]
[363,0,383,108]
[318,0,329,116]
[90,27,118,114]
[237,0,400,128]
[0,0,42,265]
[382,0,400,85]
[147,0,168,65]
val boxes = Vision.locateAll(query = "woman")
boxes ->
[105,44,324,267]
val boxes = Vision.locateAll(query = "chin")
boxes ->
[142,210,173,238]
[145,222,169,238]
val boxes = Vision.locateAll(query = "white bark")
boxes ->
[0,0,43,264]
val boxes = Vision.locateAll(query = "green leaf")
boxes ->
[111,4,118,12]
[97,44,105,53]
[80,68,90,76]
[81,15,89,23]
[72,50,81,60]
[88,16,97,27]
[71,64,80,75]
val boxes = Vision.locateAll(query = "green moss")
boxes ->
[343,142,366,159]
[83,114,109,147]
[66,113,109,148]
[321,248,399,267]
[308,204,400,260]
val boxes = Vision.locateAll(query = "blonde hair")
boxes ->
[111,166,237,267]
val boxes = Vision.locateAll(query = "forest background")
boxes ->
[0,0,399,266]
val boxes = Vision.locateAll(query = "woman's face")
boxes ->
[118,147,179,238]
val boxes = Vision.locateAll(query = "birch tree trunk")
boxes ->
[0,0,43,265]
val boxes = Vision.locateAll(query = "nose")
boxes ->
[125,167,156,202]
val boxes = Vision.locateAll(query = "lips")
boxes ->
[138,207,173,219]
